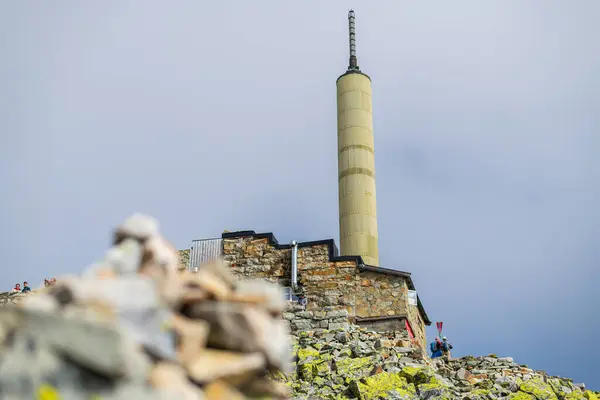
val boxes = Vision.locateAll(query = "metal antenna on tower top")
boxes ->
[348,10,359,71]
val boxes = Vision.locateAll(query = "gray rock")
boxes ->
[282,312,295,320]
[325,310,347,319]
[387,389,416,399]
[457,368,470,380]
[293,320,313,330]
[350,341,375,357]
[296,311,313,319]
[419,386,450,400]
[328,322,348,330]
[324,333,335,342]
[393,346,413,353]
[334,331,348,343]
[498,357,514,363]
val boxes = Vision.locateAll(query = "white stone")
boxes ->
[104,238,143,274]
[116,213,159,241]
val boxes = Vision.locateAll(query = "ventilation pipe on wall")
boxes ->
[291,240,298,292]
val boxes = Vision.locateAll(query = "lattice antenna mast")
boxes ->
[348,10,360,71]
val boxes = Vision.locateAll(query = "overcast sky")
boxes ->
[2,0,599,389]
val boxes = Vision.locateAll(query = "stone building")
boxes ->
[182,230,431,352]
[181,11,432,352]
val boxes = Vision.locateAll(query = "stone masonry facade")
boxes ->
[219,231,431,352]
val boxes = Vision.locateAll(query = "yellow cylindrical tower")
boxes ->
[336,10,379,266]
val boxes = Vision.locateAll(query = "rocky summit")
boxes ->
[277,325,599,400]
[0,214,597,400]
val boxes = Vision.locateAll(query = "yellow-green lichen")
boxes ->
[314,360,331,377]
[398,365,435,385]
[298,363,315,381]
[565,392,586,400]
[547,378,574,398]
[475,379,494,390]
[508,392,536,400]
[584,391,599,400]
[349,373,416,400]
[334,357,373,378]
[519,378,558,400]
[338,348,352,358]
[297,346,320,361]
[313,376,327,387]
[298,359,332,382]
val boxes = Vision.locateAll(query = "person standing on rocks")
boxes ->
[430,337,443,358]
[21,282,31,293]
[10,283,21,294]
[442,336,453,360]
[298,294,307,309]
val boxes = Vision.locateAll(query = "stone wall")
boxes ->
[283,302,350,332]
[355,271,407,318]
[356,317,406,332]
[178,249,190,270]
[406,291,428,349]
[224,237,291,285]
[221,233,429,352]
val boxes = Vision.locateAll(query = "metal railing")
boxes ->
[188,238,223,271]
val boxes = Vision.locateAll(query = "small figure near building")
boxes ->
[442,336,453,360]
[298,293,307,309]
[430,337,443,359]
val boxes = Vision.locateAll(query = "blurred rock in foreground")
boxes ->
[0,213,290,400]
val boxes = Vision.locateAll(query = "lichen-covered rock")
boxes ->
[519,377,558,399]
[583,391,599,400]
[398,365,435,386]
[277,324,597,399]
[334,356,374,380]
[509,392,536,400]
[349,373,416,400]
